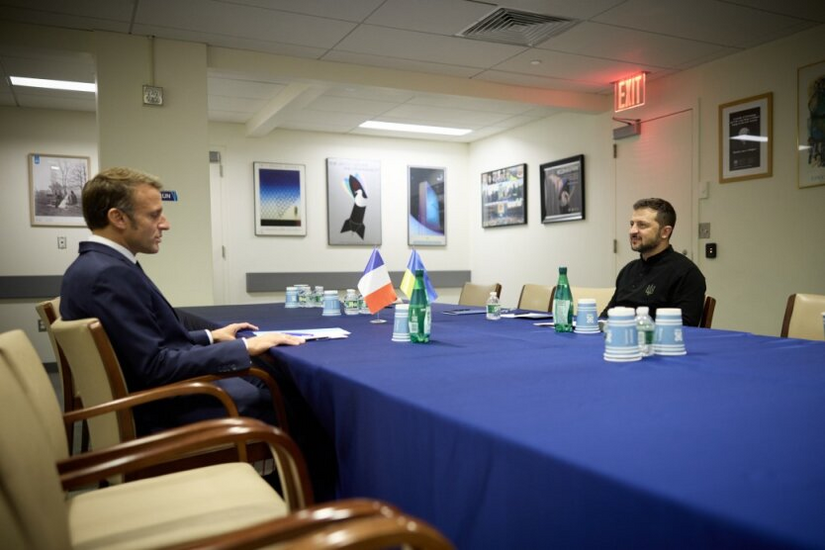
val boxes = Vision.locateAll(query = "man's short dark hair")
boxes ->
[82,167,163,229]
[633,197,676,230]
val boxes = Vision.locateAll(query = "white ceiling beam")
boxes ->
[245,82,328,137]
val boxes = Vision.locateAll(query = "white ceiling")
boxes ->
[1,0,824,142]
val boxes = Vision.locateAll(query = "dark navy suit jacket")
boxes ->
[60,241,272,433]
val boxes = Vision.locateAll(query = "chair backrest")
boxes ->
[0,329,69,460]
[781,293,825,341]
[699,295,717,328]
[51,317,136,450]
[0,331,73,549]
[551,286,615,315]
[517,284,554,312]
[35,297,78,412]
[458,282,502,307]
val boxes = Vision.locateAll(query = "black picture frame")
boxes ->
[480,163,527,228]
[540,155,585,223]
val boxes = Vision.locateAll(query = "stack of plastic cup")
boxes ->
[285,286,299,308]
[604,307,642,362]
[574,298,600,334]
[322,290,341,316]
[392,304,410,342]
[653,308,687,356]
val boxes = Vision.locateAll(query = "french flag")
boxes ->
[357,248,397,314]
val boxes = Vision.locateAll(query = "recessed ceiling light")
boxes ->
[10,76,96,93]
[359,120,471,136]
[530,59,542,65]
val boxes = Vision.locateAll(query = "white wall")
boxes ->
[0,107,98,360]
[469,24,825,335]
[468,112,616,308]
[208,123,470,304]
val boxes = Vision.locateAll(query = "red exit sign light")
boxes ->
[614,72,646,112]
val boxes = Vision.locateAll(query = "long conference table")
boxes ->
[182,302,825,549]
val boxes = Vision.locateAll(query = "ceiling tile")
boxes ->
[593,0,815,48]
[538,22,737,69]
[304,95,399,116]
[380,103,512,127]
[135,0,356,49]
[207,94,267,113]
[321,50,482,78]
[222,0,386,22]
[334,25,526,68]
[207,77,286,99]
[365,0,495,35]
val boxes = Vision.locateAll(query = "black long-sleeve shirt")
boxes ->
[602,245,707,326]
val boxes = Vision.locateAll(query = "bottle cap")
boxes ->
[636,306,649,315]
[489,291,496,296]
[559,266,567,274]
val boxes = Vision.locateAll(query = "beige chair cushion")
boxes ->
[458,283,501,307]
[52,318,124,452]
[569,286,615,315]
[0,330,69,460]
[518,284,553,312]
[785,293,825,341]
[68,462,287,550]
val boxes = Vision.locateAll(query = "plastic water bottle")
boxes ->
[408,269,431,343]
[313,285,324,307]
[553,266,574,333]
[486,291,501,320]
[343,289,360,315]
[636,306,655,357]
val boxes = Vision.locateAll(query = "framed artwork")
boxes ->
[253,162,307,236]
[481,163,527,228]
[797,59,825,188]
[718,92,773,183]
[408,166,446,246]
[28,153,90,227]
[327,158,382,245]
[540,154,585,223]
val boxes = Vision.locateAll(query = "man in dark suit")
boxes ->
[60,167,306,433]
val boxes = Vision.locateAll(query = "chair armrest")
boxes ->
[57,417,314,509]
[186,366,289,433]
[164,499,401,550]
[62,380,239,424]
[61,380,246,461]
[243,514,455,550]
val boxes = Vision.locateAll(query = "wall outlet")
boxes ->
[37,319,46,332]
[57,236,67,249]
[698,223,711,239]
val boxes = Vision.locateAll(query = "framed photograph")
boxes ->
[481,163,526,228]
[540,154,585,223]
[29,153,90,227]
[718,92,773,183]
[408,166,446,246]
[797,60,825,189]
[327,158,382,245]
[253,162,307,236]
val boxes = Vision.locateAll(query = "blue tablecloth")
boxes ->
[182,303,825,549]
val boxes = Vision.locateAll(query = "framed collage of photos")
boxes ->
[481,163,527,228]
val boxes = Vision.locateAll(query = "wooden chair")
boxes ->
[35,297,88,451]
[699,295,717,328]
[0,329,319,549]
[781,293,825,341]
[50,317,287,477]
[517,284,554,312]
[551,286,615,315]
[458,282,502,307]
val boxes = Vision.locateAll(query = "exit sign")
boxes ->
[614,72,646,112]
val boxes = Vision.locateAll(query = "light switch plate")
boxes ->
[142,85,163,106]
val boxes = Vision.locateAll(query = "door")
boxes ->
[614,109,695,274]
[209,154,227,304]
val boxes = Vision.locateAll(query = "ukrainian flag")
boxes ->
[400,249,438,302]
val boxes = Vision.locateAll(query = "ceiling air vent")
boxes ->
[457,8,577,47]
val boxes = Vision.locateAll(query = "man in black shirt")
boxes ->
[602,198,706,326]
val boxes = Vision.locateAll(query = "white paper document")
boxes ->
[254,328,351,340]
